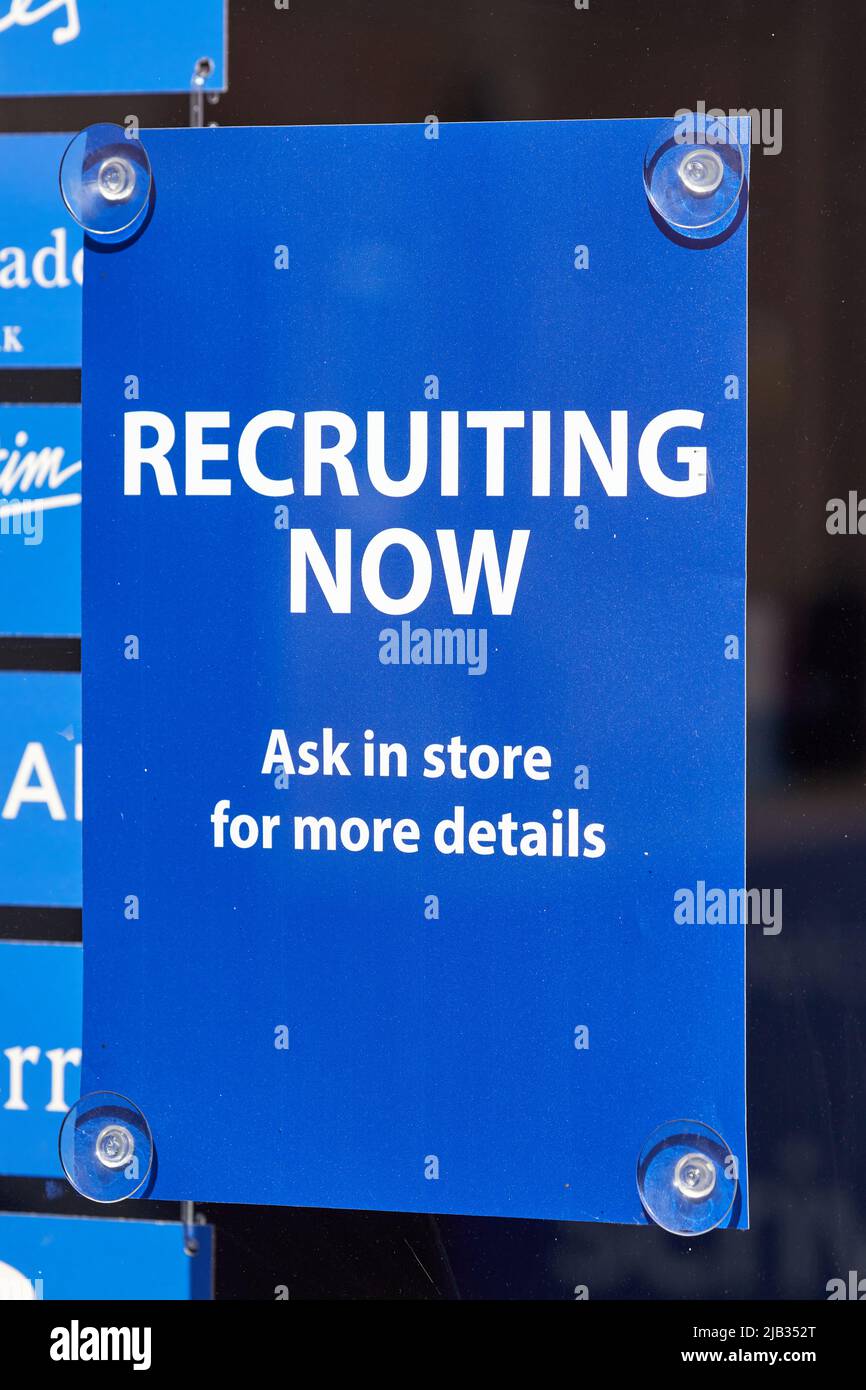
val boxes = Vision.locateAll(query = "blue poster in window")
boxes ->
[0,134,82,368]
[81,120,748,1223]
[0,0,226,96]
[0,1212,212,1301]
[0,942,81,1178]
[0,674,81,907]
[0,406,81,637]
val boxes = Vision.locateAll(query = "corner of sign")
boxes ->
[637,1118,741,1236]
[643,114,749,247]
[60,123,154,246]
[59,1089,155,1203]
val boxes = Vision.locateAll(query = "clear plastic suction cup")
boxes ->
[643,115,745,240]
[59,1090,153,1203]
[60,124,152,239]
[637,1118,738,1235]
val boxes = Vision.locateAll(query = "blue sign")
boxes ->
[0,943,81,1178]
[0,134,82,368]
[0,1212,212,1300]
[0,406,80,637]
[81,121,748,1223]
[0,0,226,96]
[0,674,81,907]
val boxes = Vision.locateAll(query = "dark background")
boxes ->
[1,0,864,1298]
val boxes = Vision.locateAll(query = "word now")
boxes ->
[294,527,526,616]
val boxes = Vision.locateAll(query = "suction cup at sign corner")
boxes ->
[60,124,152,240]
[637,1118,738,1235]
[59,1090,153,1203]
[643,115,746,241]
